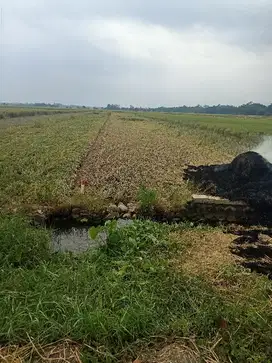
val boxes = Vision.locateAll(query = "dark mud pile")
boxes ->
[184,151,272,211]
[229,228,272,279]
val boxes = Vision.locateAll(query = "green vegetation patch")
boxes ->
[0,216,272,362]
[0,214,50,268]
[151,112,272,136]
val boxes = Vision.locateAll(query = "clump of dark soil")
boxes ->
[184,151,272,210]
[229,228,272,279]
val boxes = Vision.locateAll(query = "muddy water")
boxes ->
[51,219,133,253]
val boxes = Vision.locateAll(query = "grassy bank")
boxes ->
[0,215,272,362]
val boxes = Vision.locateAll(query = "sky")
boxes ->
[0,0,271,107]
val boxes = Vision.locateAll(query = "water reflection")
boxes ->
[52,219,133,253]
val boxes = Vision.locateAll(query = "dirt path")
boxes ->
[74,112,236,208]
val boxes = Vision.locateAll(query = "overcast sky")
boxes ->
[0,0,271,106]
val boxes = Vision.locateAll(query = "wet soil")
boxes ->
[229,228,272,279]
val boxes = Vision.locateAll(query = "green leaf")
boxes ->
[116,264,128,277]
[105,219,118,232]
[110,220,117,231]
[88,226,99,240]
[109,232,120,244]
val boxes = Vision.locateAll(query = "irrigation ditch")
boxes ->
[25,195,272,280]
[19,147,272,279]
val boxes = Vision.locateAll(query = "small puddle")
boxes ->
[51,219,133,253]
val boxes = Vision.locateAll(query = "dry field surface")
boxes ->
[0,111,104,210]
[0,110,254,212]
[74,112,245,210]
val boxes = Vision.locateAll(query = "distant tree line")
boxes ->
[105,102,272,116]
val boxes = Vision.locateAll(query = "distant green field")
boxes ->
[0,106,89,119]
[146,112,272,135]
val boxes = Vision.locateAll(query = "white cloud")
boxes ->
[88,18,259,67]
[0,1,271,105]
[86,18,270,106]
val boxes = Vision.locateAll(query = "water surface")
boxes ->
[51,219,133,253]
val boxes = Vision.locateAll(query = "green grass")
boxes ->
[123,111,262,157]
[0,216,272,362]
[0,214,50,268]
[0,112,105,209]
[147,112,272,135]
[137,185,158,213]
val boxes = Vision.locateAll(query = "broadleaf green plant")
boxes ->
[88,219,119,242]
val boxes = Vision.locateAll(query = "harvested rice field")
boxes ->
[0,110,255,213]
[74,112,239,209]
[1,109,272,362]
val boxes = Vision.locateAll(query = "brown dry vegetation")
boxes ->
[171,229,236,280]
[169,226,272,307]
[0,340,221,363]
[0,110,253,212]
[133,338,225,363]
[0,340,82,363]
[75,112,240,210]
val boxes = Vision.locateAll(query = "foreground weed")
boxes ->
[137,185,157,213]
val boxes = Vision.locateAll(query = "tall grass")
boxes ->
[0,214,50,267]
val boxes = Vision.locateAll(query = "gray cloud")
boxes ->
[12,0,271,48]
[0,0,271,106]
